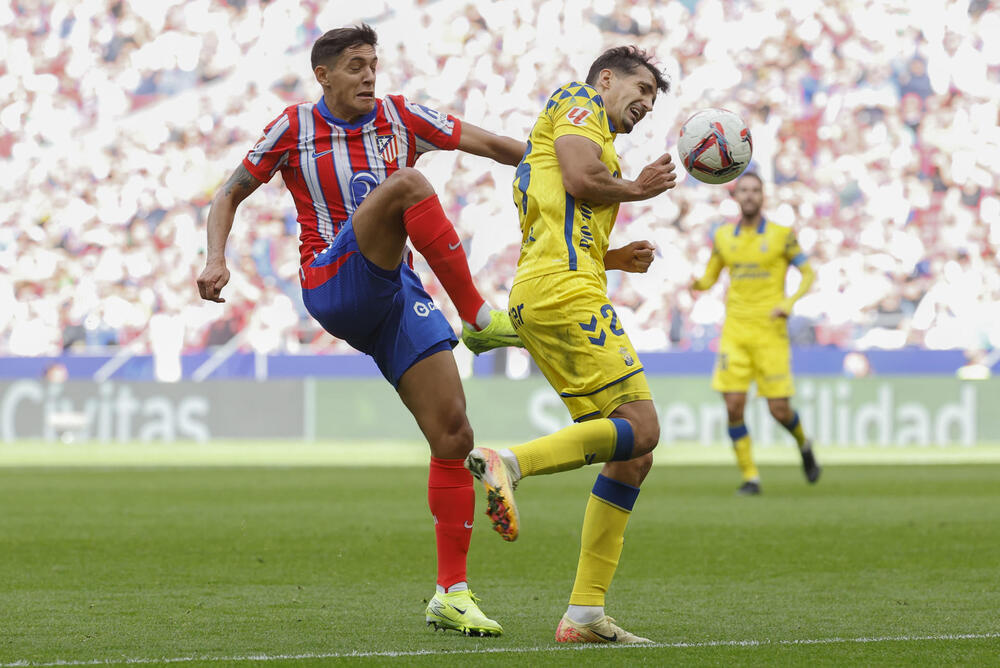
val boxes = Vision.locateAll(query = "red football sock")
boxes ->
[403,195,486,326]
[428,456,475,589]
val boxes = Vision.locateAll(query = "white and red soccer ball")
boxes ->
[677,109,753,185]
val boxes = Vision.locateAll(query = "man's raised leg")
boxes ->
[351,169,520,352]
[465,399,655,542]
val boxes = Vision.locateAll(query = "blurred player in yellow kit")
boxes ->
[691,172,821,495]
[464,46,676,644]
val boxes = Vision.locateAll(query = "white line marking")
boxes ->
[3,632,998,666]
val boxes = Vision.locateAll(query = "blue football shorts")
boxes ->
[300,218,457,387]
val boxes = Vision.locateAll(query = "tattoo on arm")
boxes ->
[221,164,260,200]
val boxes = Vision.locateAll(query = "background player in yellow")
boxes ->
[691,172,821,495]
[464,46,676,644]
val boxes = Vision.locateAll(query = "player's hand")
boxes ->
[197,260,230,303]
[624,240,656,273]
[606,241,655,273]
[633,153,677,200]
[771,306,789,319]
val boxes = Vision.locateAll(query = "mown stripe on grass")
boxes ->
[3,632,998,666]
[3,442,1000,468]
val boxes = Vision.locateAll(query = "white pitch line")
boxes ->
[2,632,998,666]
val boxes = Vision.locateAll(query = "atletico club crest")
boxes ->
[377,134,398,165]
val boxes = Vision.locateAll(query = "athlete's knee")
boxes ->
[433,399,474,458]
[603,452,654,487]
[385,167,434,205]
[449,420,474,456]
[628,452,654,481]
[611,402,658,458]
[628,412,659,458]
[769,402,793,424]
[725,398,746,423]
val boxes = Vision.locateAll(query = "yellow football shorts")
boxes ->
[711,316,794,398]
[509,273,651,421]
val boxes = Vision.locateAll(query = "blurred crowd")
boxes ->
[1,0,998,361]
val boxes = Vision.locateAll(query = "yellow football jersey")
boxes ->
[511,81,621,286]
[700,219,807,320]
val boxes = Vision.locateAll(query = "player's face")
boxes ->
[733,177,764,218]
[315,44,377,121]
[603,67,657,134]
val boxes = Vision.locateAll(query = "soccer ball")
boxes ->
[677,109,753,184]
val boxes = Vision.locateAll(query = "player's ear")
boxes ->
[313,64,329,87]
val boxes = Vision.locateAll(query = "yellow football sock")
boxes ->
[729,422,759,481]
[511,418,633,478]
[569,474,639,606]
[780,411,808,449]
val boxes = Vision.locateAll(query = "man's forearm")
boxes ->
[604,247,625,271]
[692,254,724,290]
[472,133,525,167]
[205,164,261,263]
[456,122,526,166]
[499,136,528,166]
[205,196,237,264]
[565,164,639,205]
[782,262,815,308]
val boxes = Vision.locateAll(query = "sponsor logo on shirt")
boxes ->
[567,106,592,126]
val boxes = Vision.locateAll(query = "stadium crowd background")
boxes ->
[2,0,998,366]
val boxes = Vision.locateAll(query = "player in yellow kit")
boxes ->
[691,172,821,495]
[464,46,676,643]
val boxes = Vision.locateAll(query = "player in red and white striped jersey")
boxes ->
[196,24,525,637]
[244,88,470,267]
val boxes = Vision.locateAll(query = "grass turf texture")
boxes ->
[1,464,998,666]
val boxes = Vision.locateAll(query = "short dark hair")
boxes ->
[585,46,670,94]
[311,24,378,70]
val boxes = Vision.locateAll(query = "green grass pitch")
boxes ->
[1,458,998,666]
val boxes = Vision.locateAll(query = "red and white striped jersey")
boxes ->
[242,95,463,264]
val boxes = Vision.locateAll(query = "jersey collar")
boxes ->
[316,96,377,129]
[733,217,766,236]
